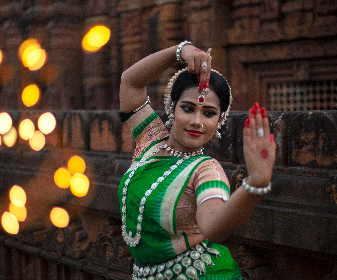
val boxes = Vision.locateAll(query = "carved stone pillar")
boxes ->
[0,2,23,110]
[82,0,116,110]
[44,2,84,110]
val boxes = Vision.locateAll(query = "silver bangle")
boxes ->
[197,194,229,208]
[133,96,150,113]
[242,177,272,195]
[176,41,192,63]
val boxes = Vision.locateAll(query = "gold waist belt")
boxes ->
[133,241,221,280]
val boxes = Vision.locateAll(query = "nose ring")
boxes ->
[201,124,204,128]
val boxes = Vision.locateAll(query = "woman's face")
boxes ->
[168,86,221,152]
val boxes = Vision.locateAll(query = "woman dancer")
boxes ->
[118,41,276,280]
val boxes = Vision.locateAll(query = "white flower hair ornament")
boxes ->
[164,68,232,138]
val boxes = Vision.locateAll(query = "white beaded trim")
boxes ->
[242,177,272,195]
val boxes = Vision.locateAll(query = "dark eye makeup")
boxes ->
[179,105,218,118]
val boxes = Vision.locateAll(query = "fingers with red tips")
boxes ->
[260,107,268,118]
[205,80,209,88]
[244,118,250,128]
[253,103,260,110]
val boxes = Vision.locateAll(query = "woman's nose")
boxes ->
[192,112,203,128]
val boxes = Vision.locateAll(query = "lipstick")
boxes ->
[187,130,203,137]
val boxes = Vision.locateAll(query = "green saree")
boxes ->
[118,104,242,280]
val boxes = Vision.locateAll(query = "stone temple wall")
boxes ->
[0,109,337,279]
[1,0,336,111]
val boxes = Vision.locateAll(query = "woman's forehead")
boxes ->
[179,87,220,108]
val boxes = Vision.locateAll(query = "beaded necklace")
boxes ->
[121,143,203,247]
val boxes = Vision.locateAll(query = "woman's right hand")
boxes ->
[180,44,212,89]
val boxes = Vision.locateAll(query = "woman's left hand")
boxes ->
[180,44,212,89]
[243,103,277,188]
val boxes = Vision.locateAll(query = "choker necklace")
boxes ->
[162,143,204,157]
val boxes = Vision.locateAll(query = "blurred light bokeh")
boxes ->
[82,25,110,52]
[9,185,27,207]
[54,167,72,189]
[38,112,56,135]
[9,203,27,222]
[50,207,69,228]
[0,112,12,135]
[29,130,46,151]
[68,155,86,175]
[70,173,89,197]
[22,84,40,107]
[1,212,19,235]
[19,119,35,140]
[2,127,17,147]
[19,38,47,71]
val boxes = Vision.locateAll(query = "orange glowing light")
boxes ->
[82,34,101,52]
[18,38,39,58]
[21,43,41,67]
[29,130,45,151]
[22,84,40,107]
[50,207,69,228]
[54,167,72,189]
[27,49,47,71]
[82,25,110,52]
[70,173,90,197]
[19,119,35,140]
[38,112,56,135]
[19,38,47,71]
[9,185,27,207]
[68,156,86,175]
[2,127,17,147]
[0,50,3,65]
[9,203,27,222]
[0,112,12,135]
[1,212,19,235]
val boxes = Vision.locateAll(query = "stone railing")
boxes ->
[0,109,337,280]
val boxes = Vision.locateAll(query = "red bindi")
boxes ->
[194,48,203,52]
[260,149,269,160]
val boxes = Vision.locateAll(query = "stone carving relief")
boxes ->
[237,244,279,280]
[43,218,92,259]
[88,216,133,274]
[289,112,337,168]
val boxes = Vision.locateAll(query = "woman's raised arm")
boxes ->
[196,104,276,243]
[119,44,212,113]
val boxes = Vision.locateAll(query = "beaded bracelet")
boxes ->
[242,177,272,195]
[176,41,192,63]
